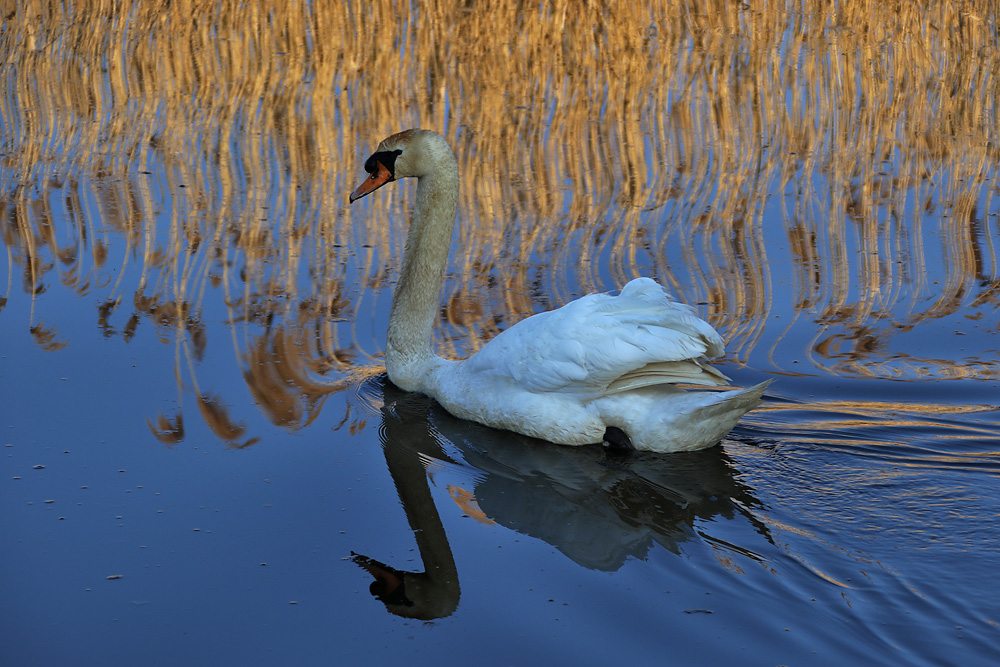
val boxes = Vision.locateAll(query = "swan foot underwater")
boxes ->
[349,129,771,453]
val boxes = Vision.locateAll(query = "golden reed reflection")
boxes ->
[1,1,999,443]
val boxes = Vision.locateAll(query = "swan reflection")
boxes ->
[353,377,770,619]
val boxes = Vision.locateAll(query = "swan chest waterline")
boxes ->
[350,129,770,453]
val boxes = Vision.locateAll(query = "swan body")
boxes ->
[350,129,770,452]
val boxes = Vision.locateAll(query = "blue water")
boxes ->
[4,308,999,664]
[3,3,1000,665]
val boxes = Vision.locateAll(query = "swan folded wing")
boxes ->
[462,278,729,397]
[605,359,731,394]
[608,277,726,357]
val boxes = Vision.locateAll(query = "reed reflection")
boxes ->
[2,0,999,444]
[352,377,771,619]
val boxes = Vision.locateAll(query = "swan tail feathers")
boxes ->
[595,379,772,453]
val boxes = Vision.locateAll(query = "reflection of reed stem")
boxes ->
[1,0,998,396]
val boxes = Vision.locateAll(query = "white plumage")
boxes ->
[350,129,769,452]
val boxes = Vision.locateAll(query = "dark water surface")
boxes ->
[3,2,1000,665]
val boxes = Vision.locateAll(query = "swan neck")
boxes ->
[386,159,458,390]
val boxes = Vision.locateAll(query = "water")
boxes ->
[3,2,1000,665]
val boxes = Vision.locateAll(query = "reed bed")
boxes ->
[1,0,999,436]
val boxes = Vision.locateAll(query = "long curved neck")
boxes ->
[386,155,459,391]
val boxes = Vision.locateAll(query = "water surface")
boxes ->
[2,1,1000,665]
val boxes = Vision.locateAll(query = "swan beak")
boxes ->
[350,161,393,202]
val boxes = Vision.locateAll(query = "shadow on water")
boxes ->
[352,376,773,619]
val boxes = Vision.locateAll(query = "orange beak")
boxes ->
[350,161,393,202]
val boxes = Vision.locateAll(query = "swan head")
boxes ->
[349,129,455,202]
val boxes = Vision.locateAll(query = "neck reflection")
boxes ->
[352,377,770,619]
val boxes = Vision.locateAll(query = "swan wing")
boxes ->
[462,278,729,397]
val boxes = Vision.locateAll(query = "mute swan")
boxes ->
[349,129,770,452]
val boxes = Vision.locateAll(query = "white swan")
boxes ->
[350,129,770,452]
